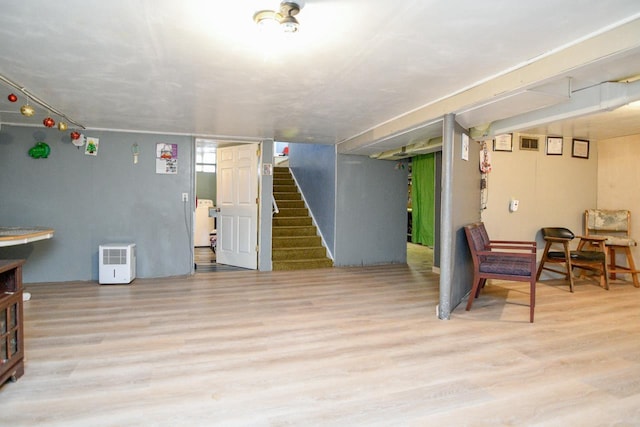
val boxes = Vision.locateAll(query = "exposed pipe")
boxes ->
[475,80,640,139]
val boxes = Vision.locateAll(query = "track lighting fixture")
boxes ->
[0,73,85,130]
[254,1,301,33]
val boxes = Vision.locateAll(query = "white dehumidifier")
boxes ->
[99,243,136,284]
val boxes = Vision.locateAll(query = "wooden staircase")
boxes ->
[272,167,333,271]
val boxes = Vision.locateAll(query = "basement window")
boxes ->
[519,136,539,151]
[196,145,216,173]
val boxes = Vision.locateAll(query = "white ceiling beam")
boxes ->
[338,17,640,155]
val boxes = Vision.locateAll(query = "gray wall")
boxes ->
[196,171,216,202]
[335,154,408,266]
[439,116,481,318]
[0,125,193,283]
[289,143,336,254]
[259,140,274,271]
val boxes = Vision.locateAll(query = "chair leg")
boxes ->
[608,247,617,281]
[563,242,575,293]
[466,277,483,311]
[623,247,639,287]
[535,241,552,281]
[601,258,610,290]
[607,246,639,287]
[477,278,487,295]
[529,277,536,323]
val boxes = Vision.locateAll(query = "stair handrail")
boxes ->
[272,195,279,216]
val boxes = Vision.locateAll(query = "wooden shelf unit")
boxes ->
[0,259,25,387]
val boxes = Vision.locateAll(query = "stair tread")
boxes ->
[273,236,320,239]
[273,246,325,250]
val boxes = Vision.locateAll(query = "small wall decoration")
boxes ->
[85,137,99,156]
[132,143,140,164]
[42,117,55,128]
[71,132,86,148]
[461,133,469,160]
[572,139,589,159]
[493,133,513,152]
[156,143,178,174]
[20,104,35,117]
[28,142,50,159]
[546,136,563,155]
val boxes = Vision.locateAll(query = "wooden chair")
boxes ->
[464,223,537,323]
[584,209,639,287]
[536,227,609,292]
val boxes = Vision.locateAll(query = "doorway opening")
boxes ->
[193,139,260,273]
[194,138,218,272]
[407,151,441,272]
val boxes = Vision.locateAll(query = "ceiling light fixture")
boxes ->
[254,1,301,33]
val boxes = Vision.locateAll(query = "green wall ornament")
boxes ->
[29,142,51,159]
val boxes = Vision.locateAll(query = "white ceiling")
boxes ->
[1,1,640,156]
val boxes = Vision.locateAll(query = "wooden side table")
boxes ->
[0,259,25,386]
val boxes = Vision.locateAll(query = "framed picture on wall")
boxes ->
[572,139,590,159]
[493,133,513,152]
[546,136,563,155]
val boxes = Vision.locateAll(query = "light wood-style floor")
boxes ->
[2,244,640,426]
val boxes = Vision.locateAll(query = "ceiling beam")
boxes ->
[337,17,640,154]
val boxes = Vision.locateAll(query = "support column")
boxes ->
[438,113,455,320]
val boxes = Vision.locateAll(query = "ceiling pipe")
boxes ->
[471,79,640,140]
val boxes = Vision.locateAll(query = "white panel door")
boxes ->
[216,144,258,269]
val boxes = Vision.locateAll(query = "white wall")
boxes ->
[481,133,598,247]
[596,134,640,269]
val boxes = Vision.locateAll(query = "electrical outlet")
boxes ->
[182,193,188,202]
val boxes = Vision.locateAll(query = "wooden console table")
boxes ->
[0,259,25,386]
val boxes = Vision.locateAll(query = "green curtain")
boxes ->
[411,153,435,246]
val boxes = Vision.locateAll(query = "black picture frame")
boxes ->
[546,136,563,155]
[572,139,589,159]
